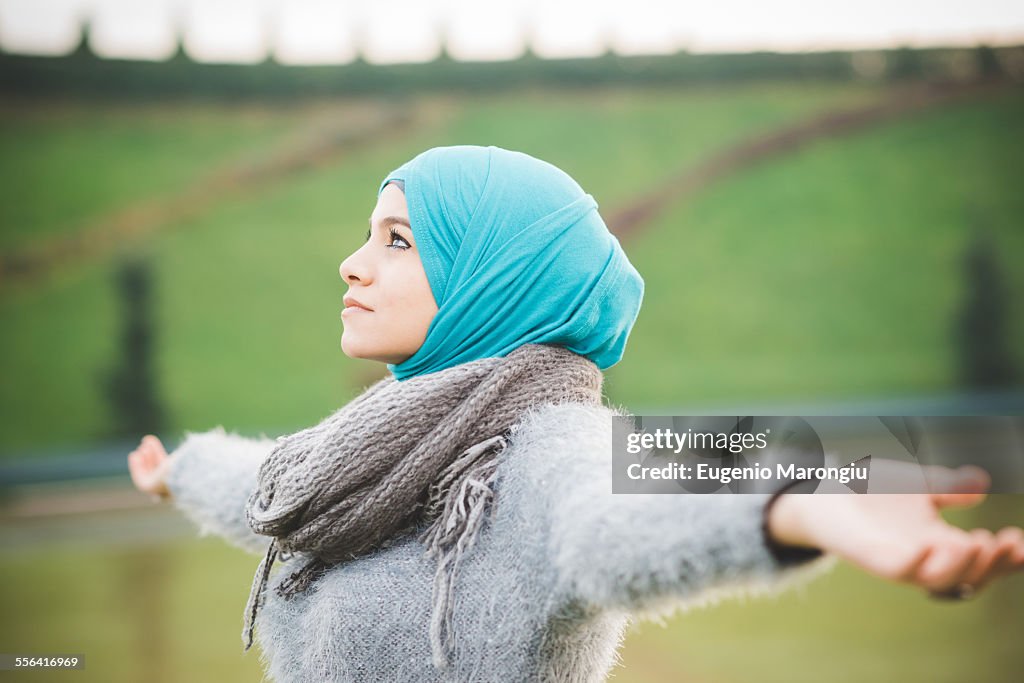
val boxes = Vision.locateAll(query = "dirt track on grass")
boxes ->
[603,78,1015,238]
[0,102,422,289]
[0,79,1013,293]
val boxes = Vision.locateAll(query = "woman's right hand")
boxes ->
[128,434,172,502]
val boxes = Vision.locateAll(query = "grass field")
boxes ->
[0,101,307,251]
[0,82,885,454]
[0,500,1021,682]
[607,86,1024,408]
[0,80,1022,679]
[0,535,267,682]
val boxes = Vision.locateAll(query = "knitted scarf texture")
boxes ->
[241,343,604,670]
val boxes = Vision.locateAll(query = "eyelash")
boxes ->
[387,228,411,250]
[364,227,411,251]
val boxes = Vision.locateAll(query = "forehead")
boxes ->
[371,182,408,222]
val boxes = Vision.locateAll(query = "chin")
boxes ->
[341,335,401,364]
[340,334,365,360]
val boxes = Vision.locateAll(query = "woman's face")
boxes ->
[338,182,438,364]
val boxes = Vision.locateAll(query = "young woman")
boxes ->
[128,145,1024,682]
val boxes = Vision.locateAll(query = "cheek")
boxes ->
[389,265,437,319]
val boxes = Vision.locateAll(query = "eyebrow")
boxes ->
[368,216,411,231]
[365,215,411,241]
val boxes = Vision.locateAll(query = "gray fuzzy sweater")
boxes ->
[166,402,832,682]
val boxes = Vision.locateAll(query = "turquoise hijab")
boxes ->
[378,145,644,381]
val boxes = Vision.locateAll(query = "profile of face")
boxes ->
[338,182,439,364]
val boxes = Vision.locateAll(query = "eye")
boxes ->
[387,227,411,250]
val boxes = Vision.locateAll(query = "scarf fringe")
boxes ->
[242,539,279,652]
[236,342,602,661]
[241,434,509,665]
[420,434,507,671]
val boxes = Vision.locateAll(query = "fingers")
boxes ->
[142,434,166,457]
[130,435,165,463]
[1011,528,1024,565]
[955,465,991,492]
[929,492,987,509]
[889,544,934,583]
[133,445,152,469]
[127,449,149,491]
[979,529,1022,589]
[995,527,1024,575]
[128,438,162,472]
[919,526,1024,596]
[929,466,990,508]
[959,529,1008,591]
[917,531,980,592]
[127,440,172,500]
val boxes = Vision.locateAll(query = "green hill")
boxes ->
[3,84,1023,455]
[0,82,883,454]
[610,86,1024,408]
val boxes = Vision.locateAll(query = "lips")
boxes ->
[344,296,372,313]
[342,296,373,319]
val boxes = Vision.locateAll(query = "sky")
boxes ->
[0,0,1022,65]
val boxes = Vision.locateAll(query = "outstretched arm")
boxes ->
[549,482,830,616]
[515,404,831,615]
[128,428,277,555]
[532,405,1024,617]
[767,471,1024,597]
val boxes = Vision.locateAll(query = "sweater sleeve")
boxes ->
[514,404,834,616]
[164,426,277,556]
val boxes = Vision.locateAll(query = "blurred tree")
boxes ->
[951,221,1022,642]
[975,45,1004,79]
[101,254,168,439]
[887,46,926,81]
[953,223,1020,389]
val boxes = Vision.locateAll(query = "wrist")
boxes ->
[766,493,818,550]
[153,459,173,502]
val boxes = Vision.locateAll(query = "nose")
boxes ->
[339,243,372,285]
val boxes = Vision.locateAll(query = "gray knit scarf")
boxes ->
[241,343,603,670]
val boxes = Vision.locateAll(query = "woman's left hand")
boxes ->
[767,466,1024,596]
